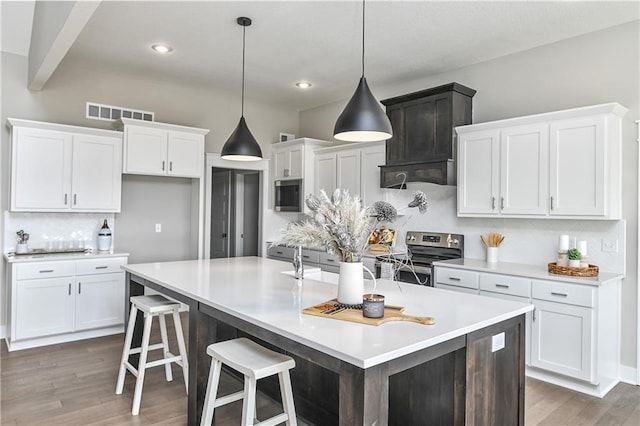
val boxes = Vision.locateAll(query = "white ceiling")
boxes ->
[4,1,640,111]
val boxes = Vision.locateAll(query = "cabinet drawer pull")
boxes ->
[448,277,461,281]
[64,193,68,205]
[169,161,173,171]
[73,194,77,205]
[39,269,54,273]
[491,197,496,210]
[95,266,109,270]
[276,250,284,255]
[302,255,311,259]
[495,284,509,289]
[551,292,568,297]
[68,283,71,295]
[550,196,554,210]
[501,197,505,210]
[78,282,82,294]
[162,160,165,171]
[326,258,335,263]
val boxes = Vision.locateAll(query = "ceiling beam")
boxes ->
[28,1,100,91]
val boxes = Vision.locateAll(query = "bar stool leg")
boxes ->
[279,370,297,426]
[200,359,222,426]
[132,313,153,415]
[241,376,257,426]
[116,305,138,395]
[172,309,189,392]
[158,312,173,382]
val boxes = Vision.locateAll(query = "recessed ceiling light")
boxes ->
[296,82,312,89]
[151,44,173,54]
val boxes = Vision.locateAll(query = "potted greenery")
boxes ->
[567,248,582,267]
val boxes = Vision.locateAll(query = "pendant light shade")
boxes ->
[333,76,393,142]
[221,17,263,161]
[333,0,392,142]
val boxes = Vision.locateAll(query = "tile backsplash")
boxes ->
[3,212,116,253]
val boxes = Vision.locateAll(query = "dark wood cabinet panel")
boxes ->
[380,83,475,187]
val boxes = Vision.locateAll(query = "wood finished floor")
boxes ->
[1,314,638,425]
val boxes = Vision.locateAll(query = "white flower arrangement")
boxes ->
[274,188,428,263]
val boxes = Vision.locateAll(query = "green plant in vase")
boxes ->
[567,248,582,260]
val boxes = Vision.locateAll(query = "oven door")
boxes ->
[375,261,431,286]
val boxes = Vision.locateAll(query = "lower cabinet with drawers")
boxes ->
[6,255,129,351]
[434,261,622,397]
[266,244,341,273]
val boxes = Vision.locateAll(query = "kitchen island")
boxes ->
[123,257,532,425]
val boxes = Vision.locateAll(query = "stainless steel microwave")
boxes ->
[274,179,303,212]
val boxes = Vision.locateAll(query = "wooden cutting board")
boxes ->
[303,299,435,326]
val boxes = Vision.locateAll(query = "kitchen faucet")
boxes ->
[292,246,304,279]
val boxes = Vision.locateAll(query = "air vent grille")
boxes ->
[86,102,154,122]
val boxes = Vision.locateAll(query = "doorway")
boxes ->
[209,167,260,259]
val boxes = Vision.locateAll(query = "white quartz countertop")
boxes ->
[432,258,624,286]
[123,257,532,369]
[4,251,129,263]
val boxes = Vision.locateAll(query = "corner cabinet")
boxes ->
[7,255,129,351]
[313,141,387,207]
[433,261,622,397]
[456,103,627,219]
[119,118,209,178]
[8,119,123,212]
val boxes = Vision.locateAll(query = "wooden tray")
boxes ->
[548,262,599,277]
[303,299,435,326]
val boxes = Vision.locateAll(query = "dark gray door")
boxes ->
[210,170,231,258]
[242,172,260,256]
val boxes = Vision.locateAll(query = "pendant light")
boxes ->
[221,17,263,161]
[333,0,393,142]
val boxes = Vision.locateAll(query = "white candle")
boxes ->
[577,240,587,257]
[558,234,569,251]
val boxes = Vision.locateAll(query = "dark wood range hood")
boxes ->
[379,82,476,187]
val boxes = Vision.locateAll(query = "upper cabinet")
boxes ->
[314,141,387,207]
[273,143,304,179]
[456,103,627,220]
[8,119,123,213]
[119,118,209,178]
[380,83,476,187]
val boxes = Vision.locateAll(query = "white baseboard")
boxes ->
[619,365,638,385]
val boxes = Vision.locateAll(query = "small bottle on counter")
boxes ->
[98,219,112,251]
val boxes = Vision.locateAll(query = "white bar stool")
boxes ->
[115,294,188,415]
[200,337,297,426]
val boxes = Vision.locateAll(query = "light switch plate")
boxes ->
[492,332,505,352]
[155,224,162,233]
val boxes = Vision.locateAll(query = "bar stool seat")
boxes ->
[115,294,188,415]
[201,337,297,426]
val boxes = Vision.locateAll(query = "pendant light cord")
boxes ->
[241,24,246,117]
[361,0,365,77]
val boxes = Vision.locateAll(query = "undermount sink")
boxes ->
[281,268,339,284]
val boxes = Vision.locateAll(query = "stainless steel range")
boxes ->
[376,231,464,286]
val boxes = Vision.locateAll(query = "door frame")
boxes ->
[204,153,269,259]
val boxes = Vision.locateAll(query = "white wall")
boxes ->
[299,21,640,372]
[0,51,299,335]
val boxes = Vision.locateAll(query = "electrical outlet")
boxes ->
[491,332,505,352]
[601,239,618,253]
[155,224,162,233]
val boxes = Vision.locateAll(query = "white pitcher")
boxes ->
[337,262,377,305]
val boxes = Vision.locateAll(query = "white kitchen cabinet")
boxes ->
[7,255,128,351]
[273,143,304,179]
[8,119,123,212]
[456,103,626,219]
[549,115,606,217]
[313,141,387,207]
[14,277,75,340]
[433,259,621,397]
[120,118,209,178]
